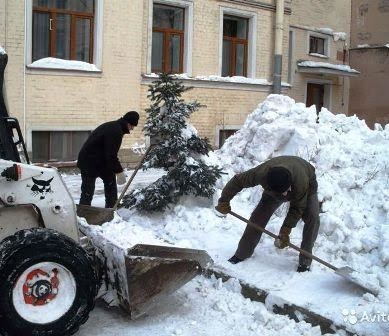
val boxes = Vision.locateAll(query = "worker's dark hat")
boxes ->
[267,166,292,193]
[123,111,139,126]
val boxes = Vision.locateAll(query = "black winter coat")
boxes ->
[77,118,129,177]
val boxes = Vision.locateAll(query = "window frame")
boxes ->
[215,125,241,148]
[307,32,330,57]
[151,3,185,73]
[222,14,249,77]
[26,0,104,70]
[147,0,193,75]
[31,130,91,163]
[219,7,257,78]
[32,2,95,63]
[27,126,94,162]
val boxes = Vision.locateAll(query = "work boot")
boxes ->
[297,264,310,272]
[228,255,243,264]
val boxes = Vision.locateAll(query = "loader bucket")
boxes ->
[107,244,213,319]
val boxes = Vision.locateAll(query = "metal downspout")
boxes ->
[273,0,284,94]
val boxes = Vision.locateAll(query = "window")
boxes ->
[152,4,185,73]
[222,15,248,77]
[32,0,94,63]
[309,35,325,55]
[219,129,237,147]
[32,130,90,162]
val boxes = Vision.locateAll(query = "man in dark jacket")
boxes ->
[215,156,320,272]
[77,111,139,208]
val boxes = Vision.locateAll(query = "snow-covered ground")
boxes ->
[64,94,389,336]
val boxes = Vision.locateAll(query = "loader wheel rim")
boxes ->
[12,262,76,324]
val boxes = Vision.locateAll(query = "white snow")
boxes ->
[144,73,291,87]
[28,57,100,71]
[309,53,328,58]
[64,94,389,336]
[0,45,6,55]
[297,61,360,74]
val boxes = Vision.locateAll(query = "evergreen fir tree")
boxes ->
[122,73,223,211]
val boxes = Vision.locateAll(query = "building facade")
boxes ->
[349,0,389,128]
[0,0,354,165]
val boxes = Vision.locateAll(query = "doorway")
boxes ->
[306,83,324,113]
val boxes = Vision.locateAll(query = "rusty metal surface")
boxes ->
[117,244,213,319]
[76,204,114,225]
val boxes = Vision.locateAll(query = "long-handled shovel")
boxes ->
[77,146,152,225]
[229,210,379,295]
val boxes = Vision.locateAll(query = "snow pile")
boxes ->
[217,94,389,291]
[28,57,100,71]
[70,94,389,335]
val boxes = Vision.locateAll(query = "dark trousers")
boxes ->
[79,173,118,208]
[234,189,320,266]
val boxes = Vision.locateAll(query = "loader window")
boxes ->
[32,130,90,163]
[32,0,94,63]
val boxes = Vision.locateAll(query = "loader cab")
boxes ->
[0,51,29,163]
[0,117,30,163]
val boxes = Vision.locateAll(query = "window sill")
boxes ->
[308,53,329,59]
[26,57,102,77]
[142,73,291,91]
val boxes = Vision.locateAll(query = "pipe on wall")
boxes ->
[273,0,284,94]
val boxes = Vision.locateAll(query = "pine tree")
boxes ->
[122,73,223,211]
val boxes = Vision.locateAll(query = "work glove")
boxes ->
[215,200,231,215]
[274,226,291,249]
[116,172,126,185]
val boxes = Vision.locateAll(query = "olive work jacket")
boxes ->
[219,156,317,229]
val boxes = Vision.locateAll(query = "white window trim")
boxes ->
[215,124,241,148]
[147,0,193,75]
[307,31,330,58]
[304,79,332,111]
[26,126,94,153]
[25,0,104,70]
[219,7,257,78]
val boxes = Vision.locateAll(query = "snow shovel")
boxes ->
[76,146,152,225]
[229,210,379,295]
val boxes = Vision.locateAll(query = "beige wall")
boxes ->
[351,0,389,46]
[349,0,389,127]
[0,0,354,164]
[287,0,352,114]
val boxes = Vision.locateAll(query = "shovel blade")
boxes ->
[76,204,114,225]
[118,244,213,319]
[335,266,379,295]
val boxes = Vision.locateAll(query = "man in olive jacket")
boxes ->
[216,156,319,272]
[77,111,139,208]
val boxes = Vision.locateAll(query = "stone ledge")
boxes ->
[204,267,354,335]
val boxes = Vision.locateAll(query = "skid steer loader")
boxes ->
[0,51,212,336]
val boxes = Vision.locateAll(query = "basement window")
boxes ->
[32,130,90,163]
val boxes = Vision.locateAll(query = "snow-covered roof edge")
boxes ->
[143,73,291,87]
[297,60,360,74]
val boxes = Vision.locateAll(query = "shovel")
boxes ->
[77,146,152,225]
[229,210,379,295]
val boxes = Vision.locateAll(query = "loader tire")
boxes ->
[0,228,98,336]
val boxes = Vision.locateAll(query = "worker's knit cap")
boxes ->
[267,167,292,193]
[123,111,139,126]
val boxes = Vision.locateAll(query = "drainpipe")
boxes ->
[273,0,284,94]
